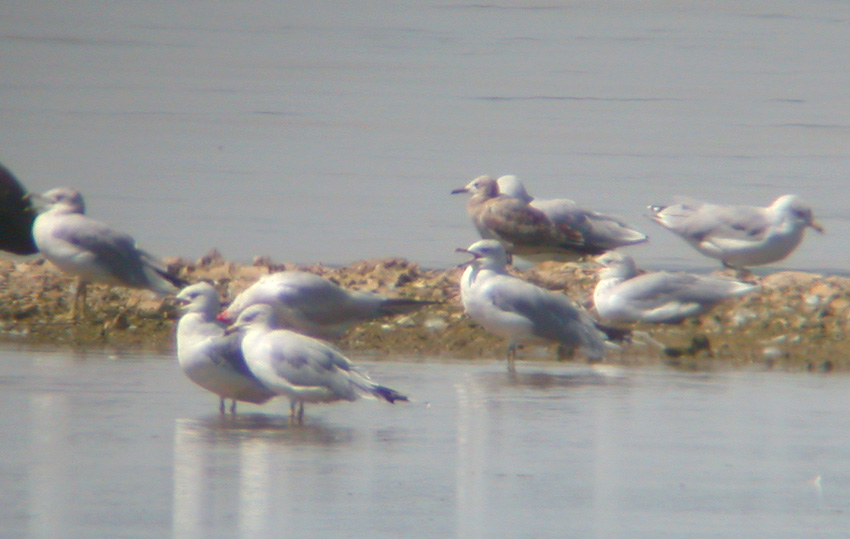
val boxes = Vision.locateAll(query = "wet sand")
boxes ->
[1,250,846,371]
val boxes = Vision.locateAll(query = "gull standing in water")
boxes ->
[175,282,276,414]
[594,252,759,324]
[32,187,186,319]
[226,304,408,424]
[217,270,431,339]
[457,239,611,371]
[496,175,647,258]
[648,195,823,270]
[0,162,38,256]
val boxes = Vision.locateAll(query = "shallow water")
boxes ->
[1,344,848,538]
[1,1,849,271]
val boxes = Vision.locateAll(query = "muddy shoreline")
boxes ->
[1,250,847,371]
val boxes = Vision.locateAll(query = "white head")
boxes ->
[451,175,500,198]
[595,251,638,280]
[40,187,85,214]
[771,195,824,232]
[227,303,275,334]
[217,279,274,324]
[175,282,221,315]
[456,239,511,270]
[496,175,533,203]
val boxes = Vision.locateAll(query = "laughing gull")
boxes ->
[496,175,647,257]
[648,195,823,270]
[31,187,186,319]
[593,252,759,324]
[457,239,612,371]
[226,304,408,424]
[175,282,276,414]
[0,162,38,255]
[217,270,431,339]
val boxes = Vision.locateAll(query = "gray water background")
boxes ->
[2,1,849,271]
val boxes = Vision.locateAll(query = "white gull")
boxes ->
[32,187,185,319]
[217,270,431,339]
[226,304,408,424]
[175,282,276,414]
[457,239,612,371]
[648,194,823,269]
[593,252,759,324]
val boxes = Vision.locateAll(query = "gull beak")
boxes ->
[454,247,477,268]
[23,192,46,211]
[450,187,469,195]
[223,323,240,336]
[216,312,233,323]
[809,220,825,233]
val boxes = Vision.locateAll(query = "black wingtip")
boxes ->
[373,385,409,404]
[594,322,632,343]
[154,267,191,290]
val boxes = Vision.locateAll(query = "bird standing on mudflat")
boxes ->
[457,239,612,371]
[32,187,186,319]
[496,175,647,259]
[593,251,759,324]
[217,270,431,340]
[648,195,823,270]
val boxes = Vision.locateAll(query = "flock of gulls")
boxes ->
[0,162,823,423]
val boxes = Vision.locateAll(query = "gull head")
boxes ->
[175,282,220,314]
[451,175,500,198]
[595,251,638,280]
[225,303,275,335]
[495,175,533,203]
[39,187,86,214]
[455,239,511,268]
[772,194,824,233]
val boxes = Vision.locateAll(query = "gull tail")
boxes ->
[153,267,191,290]
[594,321,632,344]
[370,384,409,404]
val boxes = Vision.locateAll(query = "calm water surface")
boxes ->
[0,344,848,538]
[1,1,849,271]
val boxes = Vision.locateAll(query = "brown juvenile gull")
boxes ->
[31,187,187,319]
[496,175,648,257]
[647,195,823,270]
[452,175,607,262]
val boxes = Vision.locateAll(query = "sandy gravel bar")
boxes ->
[1,250,847,371]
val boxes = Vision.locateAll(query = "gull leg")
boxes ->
[289,400,305,425]
[70,278,88,321]
[230,400,237,414]
[506,343,517,373]
[219,397,226,415]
